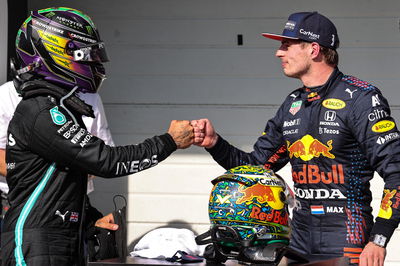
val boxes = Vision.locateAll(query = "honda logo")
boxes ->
[324,111,336,122]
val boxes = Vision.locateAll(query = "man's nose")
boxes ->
[275,48,284,58]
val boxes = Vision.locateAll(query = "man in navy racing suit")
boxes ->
[192,12,399,265]
[1,7,193,266]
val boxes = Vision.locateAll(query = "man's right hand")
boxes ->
[95,213,118,231]
[191,118,218,148]
[167,120,194,149]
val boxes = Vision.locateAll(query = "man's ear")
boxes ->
[310,42,321,59]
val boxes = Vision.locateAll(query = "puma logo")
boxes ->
[55,210,69,222]
[345,88,357,98]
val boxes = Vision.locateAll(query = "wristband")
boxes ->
[369,234,387,248]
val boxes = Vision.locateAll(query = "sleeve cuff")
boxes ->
[370,217,398,245]
[205,134,230,159]
[161,133,178,152]
[206,134,223,151]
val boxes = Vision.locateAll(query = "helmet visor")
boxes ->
[73,42,109,63]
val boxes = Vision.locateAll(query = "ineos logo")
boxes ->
[8,134,16,147]
[324,111,336,122]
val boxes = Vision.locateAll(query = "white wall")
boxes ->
[27,1,400,264]
[0,0,7,83]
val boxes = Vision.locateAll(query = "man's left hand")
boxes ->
[95,213,119,231]
[359,242,386,266]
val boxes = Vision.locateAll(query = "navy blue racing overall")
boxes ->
[206,68,400,263]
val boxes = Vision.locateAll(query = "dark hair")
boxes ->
[320,46,339,67]
[299,41,339,66]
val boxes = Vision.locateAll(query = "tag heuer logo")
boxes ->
[289,101,302,115]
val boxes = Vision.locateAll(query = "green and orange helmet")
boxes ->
[15,7,108,93]
[197,165,293,263]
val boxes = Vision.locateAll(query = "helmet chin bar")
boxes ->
[196,225,288,265]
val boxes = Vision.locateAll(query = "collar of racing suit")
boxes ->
[299,67,342,103]
[17,79,95,118]
[296,68,343,136]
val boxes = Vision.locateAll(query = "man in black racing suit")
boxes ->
[1,7,194,266]
[192,12,399,265]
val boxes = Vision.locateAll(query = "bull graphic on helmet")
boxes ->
[196,165,306,265]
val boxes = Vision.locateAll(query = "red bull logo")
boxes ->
[287,135,335,161]
[237,184,275,204]
[307,92,321,102]
[392,192,400,209]
[378,189,396,219]
[292,164,344,184]
[250,206,288,226]
[237,184,284,210]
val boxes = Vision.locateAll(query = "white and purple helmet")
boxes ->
[15,7,108,93]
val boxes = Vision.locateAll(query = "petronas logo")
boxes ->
[86,26,93,35]
[45,12,56,18]
[50,106,66,125]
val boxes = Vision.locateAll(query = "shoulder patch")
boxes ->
[50,106,66,125]
[342,75,376,91]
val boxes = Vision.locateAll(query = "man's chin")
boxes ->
[283,71,298,79]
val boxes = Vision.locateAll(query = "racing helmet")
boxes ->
[196,165,293,264]
[14,7,108,93]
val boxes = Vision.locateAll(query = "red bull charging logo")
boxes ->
[287,134,335,161]
[236,184,284,210]
[378,189,396,219]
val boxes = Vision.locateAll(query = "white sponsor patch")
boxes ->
[376,132,400,145]
[319,127,339,135]
[326,206,344,213]
[8,133,16,146]
[283,119,301,127]
[368,109,389,122]
[294,187,346,199]
[283,129,299,135]
[115,155,159,175]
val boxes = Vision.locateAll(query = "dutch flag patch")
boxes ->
[311,205,325,215]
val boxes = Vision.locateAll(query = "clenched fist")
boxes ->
[191,118,218,148]
[168,120,194,149]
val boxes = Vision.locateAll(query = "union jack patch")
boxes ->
[70,212,79,222]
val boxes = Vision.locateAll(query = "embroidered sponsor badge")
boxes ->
[378,189,396,219]
[322,98,346,110]
[372,120,395,133]
[289,101,302,115]
[70,212,79,222]
[50,106,66,125]
[307,92,320,102]
[376,132,400,145]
